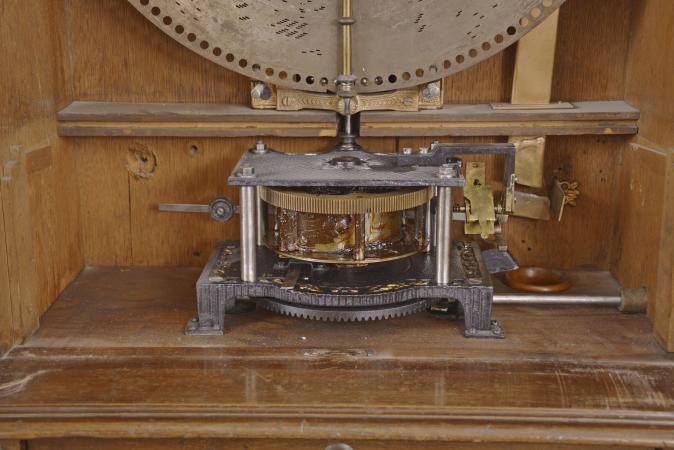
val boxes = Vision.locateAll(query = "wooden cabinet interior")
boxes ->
[0,0,673,447]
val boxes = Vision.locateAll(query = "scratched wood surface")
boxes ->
[0,267,673,446]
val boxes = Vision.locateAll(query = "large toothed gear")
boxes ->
[257,298,436,322]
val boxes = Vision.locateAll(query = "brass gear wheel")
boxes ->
[259,186,433,215]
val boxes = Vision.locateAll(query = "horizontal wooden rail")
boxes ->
[56,101,639,138]
[360,101,640,137]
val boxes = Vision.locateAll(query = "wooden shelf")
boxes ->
[360,101,640,137]
[56,102,338,138]
[56,101,639,138]
[1,267,673,445]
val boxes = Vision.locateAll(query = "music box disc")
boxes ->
[129,0,565,93]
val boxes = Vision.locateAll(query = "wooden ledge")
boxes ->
[56,101,639,138]
[56,102,338,138]
[360,101,640,137]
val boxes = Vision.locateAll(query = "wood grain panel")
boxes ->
[75,138,132,266]
[0,440,22,450]
[0,189,13,354]
[552,0,632,101]
[1,147,40,346]
[0,0,84,349]
[624,0,674,148]
[654,156,674,351]
[611,143,667,319]
[66,0,250,104]
[621,0,674,349]
[443,49,516,104]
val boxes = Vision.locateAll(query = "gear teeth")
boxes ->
[257,298,432,322]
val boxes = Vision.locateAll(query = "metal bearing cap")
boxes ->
[209,197,236,223]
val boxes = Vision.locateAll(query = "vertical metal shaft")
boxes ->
[240,186,257,282]
[255,186,265,246]
[435,187,452,285]
[424,199,432,252]
[341,0,353,77]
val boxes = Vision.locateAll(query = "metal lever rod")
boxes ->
[159,204,210,213]
[158,198,238,223]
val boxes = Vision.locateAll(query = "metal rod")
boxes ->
[240,186,257,282]
[341,0,352,76]
[493,294,621,306]
[435,187,452,285]
[424,200,432,252]
[255,186,265,246]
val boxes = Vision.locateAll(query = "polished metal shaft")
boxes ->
[255,186,265,246]
[435,187,452,285]
[424,199,432,252]
[240,186,257,282]
[341,0,353,76]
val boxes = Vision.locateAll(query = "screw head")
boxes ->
[254,141,267,153]
[438,163,458,178]
[240,165,255,177]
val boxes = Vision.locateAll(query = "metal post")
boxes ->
[256,186,265,246]
[341,0,353,77]
[424,199,432,252]
[240,186,257,282]
[435,187,452,285]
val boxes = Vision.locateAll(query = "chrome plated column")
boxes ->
[435,186,452,285]
[240,186,257,282]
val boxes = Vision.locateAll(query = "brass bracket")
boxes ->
[512,180,580,222]
[251,80,443,113]
[463,162,496,238]
[512,136,546,188]
[512,191,551,221]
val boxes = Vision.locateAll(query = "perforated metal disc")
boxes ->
[130,0,565,93]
